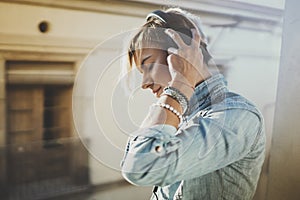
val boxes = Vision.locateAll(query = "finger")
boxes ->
[166,54,173,65]
[191,29,201,47]
[165,28,187,48]
[187,18,202,40]
[166,54,174,70]
[167,47,178,55]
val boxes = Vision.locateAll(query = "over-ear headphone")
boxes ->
[145,10,212,64]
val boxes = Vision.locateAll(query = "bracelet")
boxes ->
[153,102,183,122]
[162,86,189,115]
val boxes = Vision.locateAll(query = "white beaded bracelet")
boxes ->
[153,102,183,122]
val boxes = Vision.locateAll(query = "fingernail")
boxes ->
[165,28,172,34]
[165,29,175,38]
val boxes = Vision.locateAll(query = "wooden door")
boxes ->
[6,85,44,185]
[3,61,89,199]
[5,85,86,199]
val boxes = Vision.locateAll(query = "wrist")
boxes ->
[169,79,194,100]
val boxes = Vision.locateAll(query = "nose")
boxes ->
[142,82,154,89]
[141,74,153,89]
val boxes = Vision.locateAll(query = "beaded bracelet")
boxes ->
[162,86,189,115]
[153,102,183,122]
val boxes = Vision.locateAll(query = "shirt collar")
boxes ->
[187,73,228,115]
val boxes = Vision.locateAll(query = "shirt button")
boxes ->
[155,146,162,153]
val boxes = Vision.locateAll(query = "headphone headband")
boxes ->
[146,10,168,23]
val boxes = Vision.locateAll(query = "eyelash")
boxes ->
[141,63,154,73]
[148,63,154,71]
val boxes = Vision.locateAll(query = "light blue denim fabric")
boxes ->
[121,74,266,200]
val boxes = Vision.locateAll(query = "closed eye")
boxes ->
[141,63,154,73]
[148,63,154,71]
[137,55,152,74]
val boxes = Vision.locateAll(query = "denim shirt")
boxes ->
[121,74,266,200]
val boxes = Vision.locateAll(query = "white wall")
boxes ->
[267,0,300,198]
[72,26,157,185]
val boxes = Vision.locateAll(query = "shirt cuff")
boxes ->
[131,124,177,140]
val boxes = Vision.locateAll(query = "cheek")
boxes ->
[152,65,172,85]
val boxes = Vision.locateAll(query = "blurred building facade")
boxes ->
[0,0,284,199]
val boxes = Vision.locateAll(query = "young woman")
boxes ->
[121,8,265,200]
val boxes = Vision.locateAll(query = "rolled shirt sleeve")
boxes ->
[121,107,263,187]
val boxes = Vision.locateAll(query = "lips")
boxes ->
[152,87,161,95]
